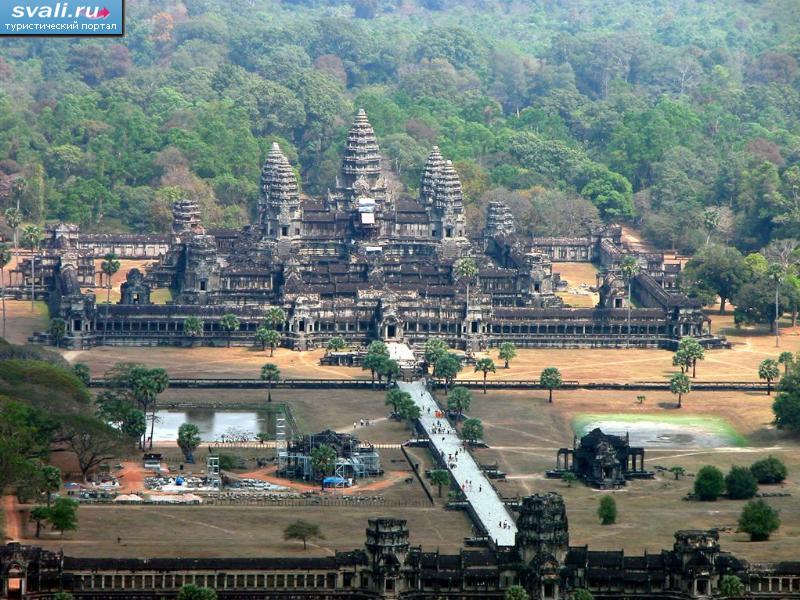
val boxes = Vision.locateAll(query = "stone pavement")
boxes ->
[398,380,517,546]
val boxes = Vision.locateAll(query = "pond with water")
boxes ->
[152,409,276,442]
[573,414,744,448]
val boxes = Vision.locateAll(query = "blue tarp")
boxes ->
[323,477,346,485]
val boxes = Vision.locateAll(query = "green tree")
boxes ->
[0,243,10,339]
[562,472,577,487]
[48,497,78,536]
[367,340,389,356]
[504,585,530,600]
[263,329,281,356]
[498,342,517,369]
[718,575,744,598]
[694,465,725,501]
[49,318,67,348]
[540,367,562,403]
[100,252,121,305]
[21,224,41,312]
[326,336,346,353]
[129,366,169,449]
[72,363,91,386]
[725,465,758,500]
[377,357,400,386]
[571,589,594,600]
[309,444,337,488]
[4,207,22,254]
[183,316,204,347]
[669,372,691,408]
[219,313,240,348]
[254,326,271,351]
[429,469,451,498]
[598,494,617,525]
[447,386,472,420]
[38,464,61,507]
[750,456,788,484]
[677,337,705,377]
[385,389,411,416]
[474,357,496,394]
[397,395,421,430]
[423,338,449,367]
[260,363,280,403]
[668,466,686,481]
[779,351,795,375]
[738,499,780,541]
[681,244,746,312]
[283,519,324,550]
[454,257,479,303]
[177,585,217,600]
[462,417,483,443]
[434,353,461,394]
[177,423,201,463]
[363,352,385,390]
[672,348,692,374]
[773,385,800,432]
[30,505,49,538]
[264,307,286,330]
[759,359,780,395]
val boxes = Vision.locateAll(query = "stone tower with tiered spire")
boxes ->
[419,146,445,206]
[334,109,387,211]
[260,142,301,240]
[430,159,466,240]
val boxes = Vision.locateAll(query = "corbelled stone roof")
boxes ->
[341,109,382,187]
[420,146,445,204]
[260,142,299,209]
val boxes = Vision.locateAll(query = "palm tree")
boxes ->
[758,358,780,396]
[447,386,472,420]
[265,329,281,356]
[4,207,22,255]
[454,257,479,305]
[49,317,67,347]
[21,224,41,311]
[429,469,450,498]
[183,316,204,347]
[219,313,240,347]
[778,351,794,375]
[434,353,461,395]
[540,367,563,403]
[254,325,271,350]
[0,243,11,339]
[619,256,639,348]
[100,252,121,304]
[264,306,286,331]
[261,363,281,402]
[498,342,517,368]
[362,352,385,389]
[100,252,120,344]
[474,357,496,394]
[385,389,411,417]
[669,372,691,408]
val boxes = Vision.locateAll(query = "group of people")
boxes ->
[461,479,481,493]
[352,418,373,429]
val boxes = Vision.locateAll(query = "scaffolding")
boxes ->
[206,454,221,491]
[279,429,382,482]
[276,415,288,473]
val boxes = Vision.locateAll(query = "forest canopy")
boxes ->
[1,0,799,253]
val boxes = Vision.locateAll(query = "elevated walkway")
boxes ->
[397,381,517,546]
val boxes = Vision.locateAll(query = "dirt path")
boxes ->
[2,496,20,542]
[236,466,408,494]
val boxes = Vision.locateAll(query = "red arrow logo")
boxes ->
[87,7,110,19]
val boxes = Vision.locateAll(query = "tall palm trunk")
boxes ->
[1,266,5,339]
[30,249,35,311]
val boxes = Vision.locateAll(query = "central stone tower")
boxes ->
[260,142,301,241]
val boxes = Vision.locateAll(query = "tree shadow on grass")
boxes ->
[656,402,681,410]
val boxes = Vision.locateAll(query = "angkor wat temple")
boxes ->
[3,493,798,599]
[16,110,724,350]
